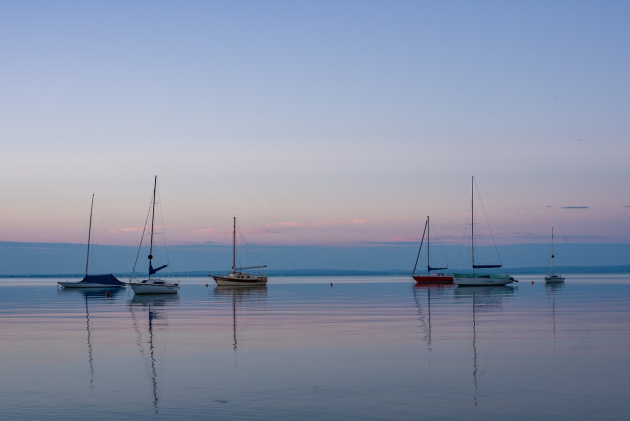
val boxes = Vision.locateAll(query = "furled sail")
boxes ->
[149,262,168,275]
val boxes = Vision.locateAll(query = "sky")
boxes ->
[1,0,629,248]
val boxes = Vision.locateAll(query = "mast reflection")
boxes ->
[213,285,267,352]
[128,294,179,414]
[545,283,565,339]
[455,286,514,408]
[59,288,123,389]
[412,284,453,352]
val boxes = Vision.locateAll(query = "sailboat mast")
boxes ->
[427,216,430,271]
[149,176,157,279]
[232,217,236,273]
[471,176,475,276]
[551,227,555,275]
[85,194,94,276]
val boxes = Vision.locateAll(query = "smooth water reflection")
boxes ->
[0,277,629,420]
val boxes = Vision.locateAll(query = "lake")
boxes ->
[1,274,629,420]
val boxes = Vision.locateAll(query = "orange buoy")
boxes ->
[531,281,534,284]
[330,283,333,287]
[105,291,110,298]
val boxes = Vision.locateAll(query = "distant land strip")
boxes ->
[2,265,630,278]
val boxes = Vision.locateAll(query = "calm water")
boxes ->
[1,275,629,420]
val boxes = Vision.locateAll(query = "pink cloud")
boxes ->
[109,227,144,233]
[192,228,218,234]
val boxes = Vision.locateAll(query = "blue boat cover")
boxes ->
[149,262,168,275]
[78,274,125,285]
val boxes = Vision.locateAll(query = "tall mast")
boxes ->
[85,193,95,276]
[551,227,555,275]
[149,176,157,279]
[232,217,236,272]
[471,176,475,276]
[427,216,430,271]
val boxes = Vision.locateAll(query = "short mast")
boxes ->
[85,194,95,276]
[149,176,157,279]
[232,217,236,273]
[427,216,430,272]
[471,176,475,276]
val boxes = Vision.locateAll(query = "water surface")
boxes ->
[1,275,629,420]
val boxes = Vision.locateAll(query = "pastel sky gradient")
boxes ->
[1,1,628,246]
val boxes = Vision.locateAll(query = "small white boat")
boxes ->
[213,271,268,286]
[544,228,565,283]
[130,279,179,294]
[58,194,125,289]
[211,217,267,287]
[453,273,514,286]
[454,177,514,287]
[129,176,179,295]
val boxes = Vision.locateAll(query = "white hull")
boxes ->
[58,282,125,289]
[213,275,267,286]
[545,276,565,283]
[130,281,179,295]
[455,276,514,286]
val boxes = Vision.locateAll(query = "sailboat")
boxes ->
[545,228,565,283]
[58,194,125,289]
[454,177,514,287]
[412,216,453,284]
[212,217,267,286]
[129,176,179,295]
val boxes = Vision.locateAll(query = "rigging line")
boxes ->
[454,202,472,270]
[208,228,230,273]
[429,218,450,268]
[235,220,266,267]
[68,218,90,280]
[473,179,502,266]
[131,199,153,281]
[412,219,428,274]
[95,200,121,273]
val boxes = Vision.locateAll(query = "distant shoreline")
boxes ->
[2,265,629,278]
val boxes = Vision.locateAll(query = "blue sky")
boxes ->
[0,1,628,246]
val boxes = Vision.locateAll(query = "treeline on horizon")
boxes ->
[2,265,630,278]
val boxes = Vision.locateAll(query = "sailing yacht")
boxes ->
[411,216,453,284]
[58,194,125,289]
[129,176,179,295]
[212,217,267,286]
[454,177,514,287]
[545,228,565,283]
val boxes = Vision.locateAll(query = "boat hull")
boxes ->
[130,282,179,294]
[545,275,565,283]
[412,274,453,284]
[213,276,267,286]
[454,274,514,286]
[58,282,125,289]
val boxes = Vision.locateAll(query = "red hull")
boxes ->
[412,275,454,284]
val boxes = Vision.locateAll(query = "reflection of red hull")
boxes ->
[412,275,454,284]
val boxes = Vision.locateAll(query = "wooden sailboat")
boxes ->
[129,176,179,295]
[454,177,514,287]
[411,216,453,284]
[58,194,125,289]
[544,228,565,283]
[212,217,267,286]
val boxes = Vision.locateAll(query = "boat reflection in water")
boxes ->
[545,282,565,339]
[213,285,267,352]
[412,284,454,352]
[455,286,514,408]
[128,294,179,414]
[59,288,124,389]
